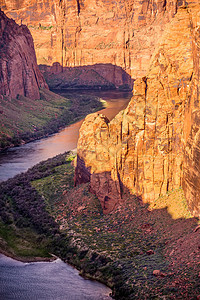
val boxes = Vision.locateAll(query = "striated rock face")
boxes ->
[0,0,194,79]
[75,5,200,216]
[182,4,200,218]
[0,9,47,100]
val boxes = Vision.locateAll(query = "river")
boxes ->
[0,90,132,300]
[0,254,111,300]
[0,90,132,182]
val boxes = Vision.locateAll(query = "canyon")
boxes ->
[1,1,200,217]
[0,4,199,299]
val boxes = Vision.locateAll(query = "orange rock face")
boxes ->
[0,9,47,100]
[182,4,200,218]
[0,0,191,79]
[75,4,200,217]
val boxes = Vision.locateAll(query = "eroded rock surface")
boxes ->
[0,9,47,100]
[76,5,200,217]
[182,4,200,217]
[0,0,194,79]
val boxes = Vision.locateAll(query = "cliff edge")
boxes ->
[75,4,200,217]
[0,9,47,100]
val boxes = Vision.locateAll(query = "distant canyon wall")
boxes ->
[75,4,200,217]
[0,0,195,79]
[0,9,47,100]
[40,63,134,90]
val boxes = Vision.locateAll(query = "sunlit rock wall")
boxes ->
[75,4,200,217]
[1,0,195,78]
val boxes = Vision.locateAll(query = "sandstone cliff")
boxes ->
[182,4,200,218]
[75,4,200,217]
[0,0,193,79]
[0,9,47,100]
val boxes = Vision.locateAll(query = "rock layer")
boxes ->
[0,0,193,79]
[75,4,200,217]
[0,9,47,100]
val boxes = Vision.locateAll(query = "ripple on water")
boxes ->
[0,255,112,300]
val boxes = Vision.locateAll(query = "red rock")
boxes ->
[153,270,161,276]
[0,9,47,100]
[153,270,167,277]
[146,250,154,255]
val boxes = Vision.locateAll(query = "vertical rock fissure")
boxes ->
[167,113,171,192]
[153,91,159,187]
[76,0,80,15]
[123,30,126,69]
[32,67,40,90]
[143,77,148,133]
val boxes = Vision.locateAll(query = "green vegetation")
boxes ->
[31,157,75,213]
[0,222,51,259]
[0,152,74,261]
[0,152,199,298]
[28,25,53,30]
[0,89,103,150]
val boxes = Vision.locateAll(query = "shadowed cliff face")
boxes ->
[39,63,134,90]
[1,0,196,79]
[0,9,47,100]
[75,5,200,217]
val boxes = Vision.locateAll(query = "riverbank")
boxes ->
[0,248,56,263]
[0,152,199,299]
[0,88,104,151]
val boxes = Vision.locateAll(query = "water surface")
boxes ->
[0,254,111,300]
[0,90,132,182]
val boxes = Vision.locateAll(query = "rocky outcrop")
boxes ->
[0,9,47,100]
[0,0,194,79]
[75,4,200,217]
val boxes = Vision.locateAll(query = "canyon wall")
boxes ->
[75,4,200,217]
[0,9,47,100]
[0,0,193,79]
[182,4,200,218]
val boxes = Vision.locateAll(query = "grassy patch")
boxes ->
[31,155,75,213]
[0,221,51,259]
[0,152,74,260]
